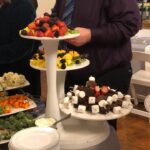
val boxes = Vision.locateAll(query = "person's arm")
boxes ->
[0,1,36,64]
[67,0,141,47]
[91,0,141,45]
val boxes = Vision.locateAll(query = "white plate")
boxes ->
[30,59,90,71]
[59,102,133,121]
[9,127,59,149]
[0,81,30,92]
[0,99,37,117]
[20,32,80,41]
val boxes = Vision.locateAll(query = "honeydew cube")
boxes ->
[88,97,96,104]
[91,105,99,114]
[78,105,86,113]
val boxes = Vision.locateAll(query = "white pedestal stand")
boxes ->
[41,39,110,150]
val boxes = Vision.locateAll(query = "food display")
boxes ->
[0,94,36,116]
[0,112,35,141]
[20,12,79,38]
[30,49,87,69]
[0,72,29,91]
[35,117,56,127]
[60,76,133,118]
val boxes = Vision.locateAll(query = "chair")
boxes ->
[130,51,150,122]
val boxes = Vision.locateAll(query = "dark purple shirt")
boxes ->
[53,0,141,79]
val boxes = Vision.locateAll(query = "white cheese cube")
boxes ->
[117,91,124,99]
[113,106,122,114]
[78,105,86,113]
[72,96,78,104]
[98,100,108,107]
[75,90,80,96]
[107,96,113,105]
[67,92,72,98]
[79,91,86,98]
[92,105,99,114]
[124,95,131,101]
[112,94,118,102]
[88,97,96,104]
[89,76,95,81]
[122,101,130,108]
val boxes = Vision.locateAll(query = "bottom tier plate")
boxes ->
[59,102,133,121]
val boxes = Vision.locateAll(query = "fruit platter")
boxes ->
[19,12,80,40]
[59,76,133,121]
[0,112,35,144]
[0,93,37,117]
[30,48,89,70]
[0,72,30,92]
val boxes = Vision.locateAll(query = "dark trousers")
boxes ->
[65,63,132,129]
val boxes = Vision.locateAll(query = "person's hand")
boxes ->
[66,27,91,47]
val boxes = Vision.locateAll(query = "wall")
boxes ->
[36,0,56,16]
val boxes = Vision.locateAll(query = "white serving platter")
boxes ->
[20,32,80,41]
[0,99,37,117]
[59,102,133,121]
[30,59,90,71]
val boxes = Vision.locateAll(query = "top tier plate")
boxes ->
[19,32,80,41]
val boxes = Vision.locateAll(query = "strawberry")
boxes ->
[28,22,37,30]
[59,26,67,36]
[42,23,50,29]
[95,86,100,93]
[42,16,50,22]
[35,18,43,25]
[95,92,100,97]
[52,25,59,32]
[35,31,44,37]
[56,20,66,27]
[44,29,54,37]
[27,30,34,36]
[101,86,109,94]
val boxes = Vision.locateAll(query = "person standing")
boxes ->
[52,0,141,129]
[0,0,41,97]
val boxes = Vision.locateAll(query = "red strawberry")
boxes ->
[59,26,67,36]
[28,22,37,30]
[101,86,109,94]
[95,86,100,93]
[35,18,42,25]
[27,30,34,36]
[52,25,59,32]
[44,29,54,37]
[42,23,50,29]
[56,20,66,27]
[35,31,44,37]
[95,92,100,97]
[42,16,50,22]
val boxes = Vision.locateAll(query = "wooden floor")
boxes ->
[41,72,150,150]
[117,114,150,150]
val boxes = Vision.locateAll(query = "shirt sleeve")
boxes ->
[91,0,141,45]
[0,1,36,64]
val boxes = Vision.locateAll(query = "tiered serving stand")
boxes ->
[20,33,132,150]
